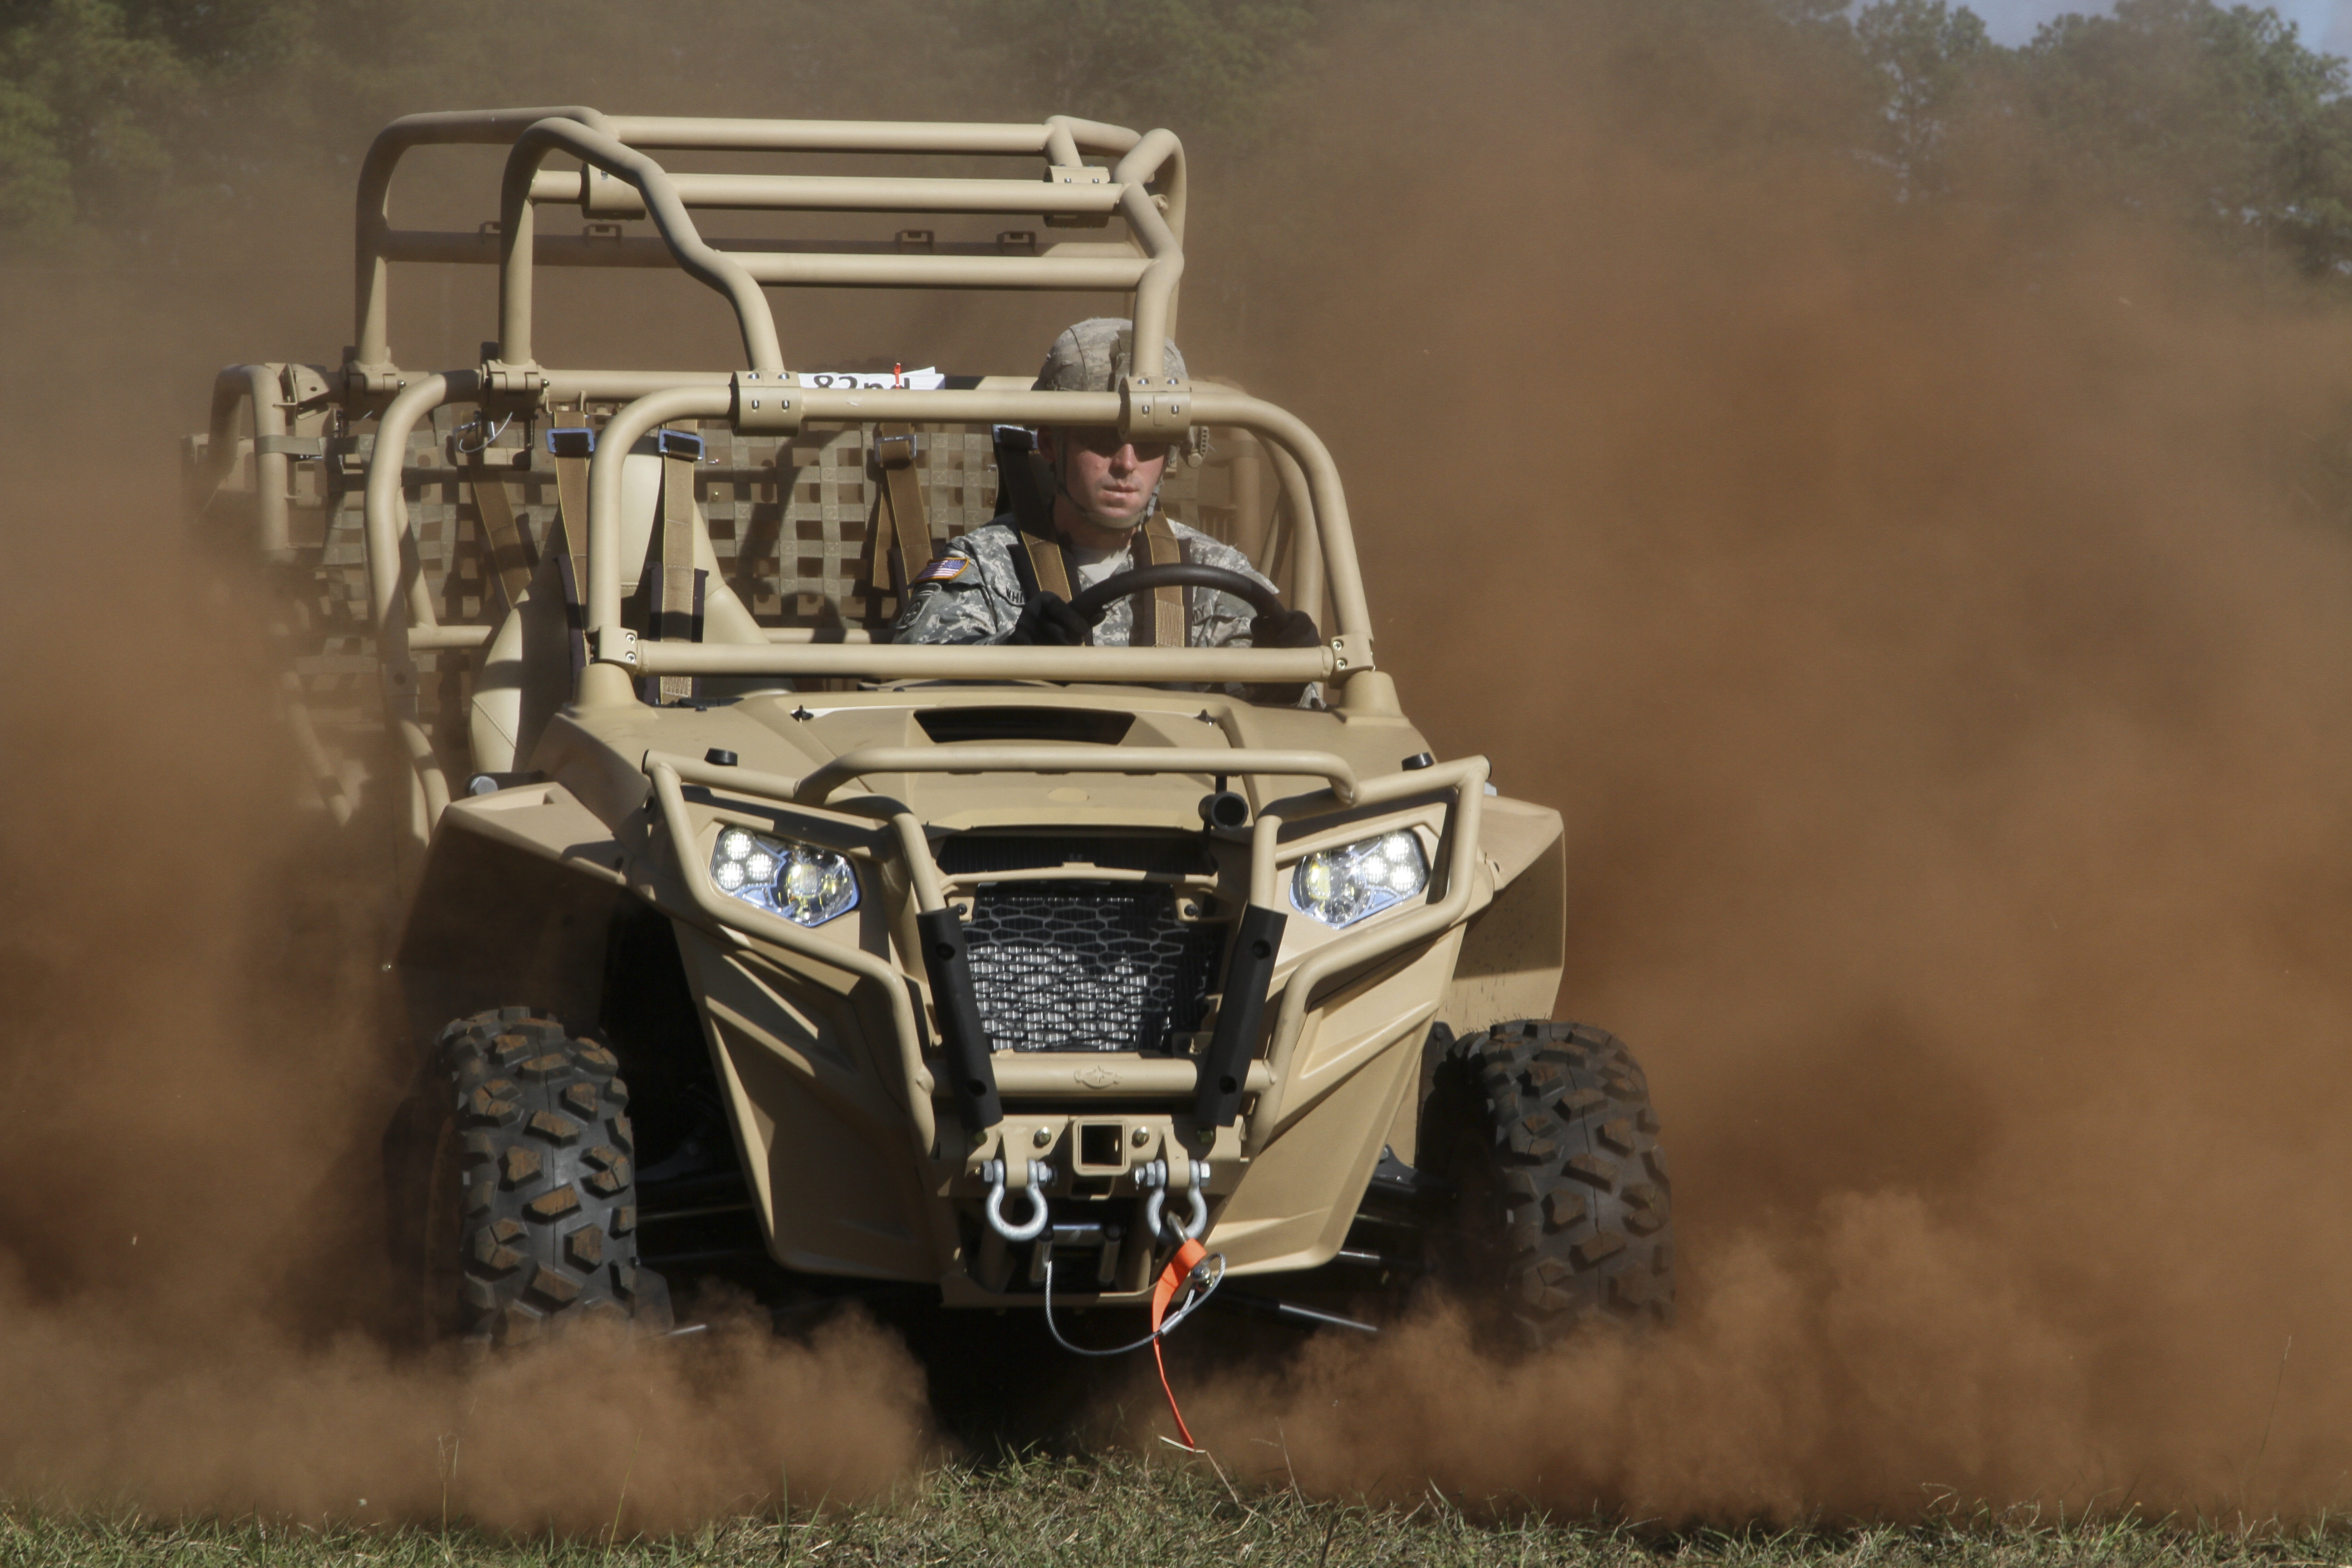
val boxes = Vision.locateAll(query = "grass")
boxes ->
[5,1454,2352,1568]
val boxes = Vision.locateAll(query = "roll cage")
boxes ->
[191,109,1398,868]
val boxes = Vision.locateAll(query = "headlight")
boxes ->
[1290,830,1429,928]
[709,827,859,926]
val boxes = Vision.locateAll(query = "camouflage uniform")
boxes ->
[893,314,1317,703]
[892,515,1274,647]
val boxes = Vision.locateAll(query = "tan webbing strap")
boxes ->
[1022,521,1075,602]
[1139,514,1186,648]
[551,452,593,678]
[652,448,704,703]
[467,455,537,610]
[872,423,938,603]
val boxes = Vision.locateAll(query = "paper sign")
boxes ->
[794,367,947,390]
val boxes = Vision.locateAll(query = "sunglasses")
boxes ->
[1062,428,1172,464]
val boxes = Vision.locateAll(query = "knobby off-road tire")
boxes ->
[1419,1019,1675,1346]
[417,1009,672,1348]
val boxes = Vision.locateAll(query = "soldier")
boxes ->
[893,318,1321,661]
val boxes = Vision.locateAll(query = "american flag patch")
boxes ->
[913,556,968,583]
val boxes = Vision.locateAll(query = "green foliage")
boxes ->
[0,0,193,242]
[2,0,2350,284]
[959,0,1316,145]
[0,78,69,237]
[2008,0,2352,268]
[1857,0,1994,192]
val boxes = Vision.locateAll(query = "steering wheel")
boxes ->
[1063,562,1287,623]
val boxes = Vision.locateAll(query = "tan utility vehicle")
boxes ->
[188,108,1673,1357]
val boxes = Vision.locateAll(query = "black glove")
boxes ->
[1006,592,1098,646]
[1249,608,1321,649]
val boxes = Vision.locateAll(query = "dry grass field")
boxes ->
[5,1454,2352,1568]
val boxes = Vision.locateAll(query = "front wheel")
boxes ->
[393,1009,672,1348]
[1416,1019,1675,1345]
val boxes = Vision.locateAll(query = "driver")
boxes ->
[892,318,1320,656]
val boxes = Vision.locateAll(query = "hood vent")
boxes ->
[915,707,1134,745]
[938,833,1214,878]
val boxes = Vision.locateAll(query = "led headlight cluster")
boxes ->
[710,828,859,926]
[1290,830,1429,928]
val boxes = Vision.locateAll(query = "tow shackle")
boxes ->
[980,1158,1054,1242]
[1138,1158,1210,1244]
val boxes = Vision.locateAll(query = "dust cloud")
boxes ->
[1175,7,2352,1522]
[0,410,932,1530]
[6,0,2352,1529]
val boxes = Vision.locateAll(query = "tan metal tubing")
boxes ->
[409,624,493,650]
[649,761,938,1156]
[628,641,1331,682]
[580,382,1361,694]
[1044,115,1142,154]
[377,229,1150,291]
[1189,389,1362,639]
[1249,811,1284,909]
[765,627,874,644]
[1245,757,1490,1150]
[355,106,609,368]
[498,119,783,372]
[529,169,1129,217]
[736,252,1146,290]
[889,814,947,913]
[1264,440,1323,627]
[773,383,1357,634]
[1058,114,1186,240]
[542,369,730,399]
[792,747,1361,808]
[1114,130,1187,370]
[364,372,466,637]
[398,715,454,827]
[197,365,289,554]
[355,111,1160,370]
[605,117,1058,154]
[584,385,730,687]
[991,1058,1273,1100]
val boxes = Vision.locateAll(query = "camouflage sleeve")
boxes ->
[892,524,1029,645]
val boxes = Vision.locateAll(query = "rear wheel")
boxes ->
[1416,1019,1675,1345]
[405,1009,672,1348]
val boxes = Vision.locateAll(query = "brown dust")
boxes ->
[1173,13,2352,1521]
[5,3,2352,1527]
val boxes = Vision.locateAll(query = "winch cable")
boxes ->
[1041,1240,1223,1448]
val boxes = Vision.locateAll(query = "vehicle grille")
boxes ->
[962,881,1226,1054]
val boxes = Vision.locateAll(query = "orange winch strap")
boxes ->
[1150,1237,1210,1450]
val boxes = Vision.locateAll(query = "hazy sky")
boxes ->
[1968,0,2352,53]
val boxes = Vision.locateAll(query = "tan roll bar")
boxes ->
[227,108,1385,854]
[496,118,786,373]
[349,371,1370,727]
[351,108,1186,383]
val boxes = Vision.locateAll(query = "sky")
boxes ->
[1969,0,2352,52]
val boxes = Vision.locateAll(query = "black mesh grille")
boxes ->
[963,881,1226,1054]
[939,834,1214,878]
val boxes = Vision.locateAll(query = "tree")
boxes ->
[1856,0,1994,195]
[2008,0,2352,270]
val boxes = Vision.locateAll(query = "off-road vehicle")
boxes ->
[188,107,1674,1362]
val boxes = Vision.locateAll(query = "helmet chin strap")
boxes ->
[1051,431,1165,535]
